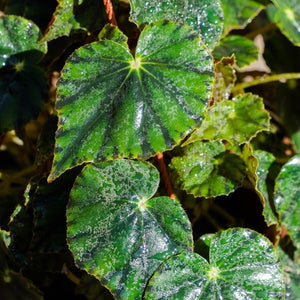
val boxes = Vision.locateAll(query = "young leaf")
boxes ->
[129,0,224,49]
[274,155,300,258]
[145,228,285,299]
[213,56,236,102]
[170,140,246,198]
[185,93,270,146]
[220,0,265,36]
[42,0,107,42]
[50,20,214,181]
[67,159,193,300]
[267,1,300,47]
[0,15,47,66]
[213,35,259,68]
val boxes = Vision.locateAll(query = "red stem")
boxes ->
[103,0,117,26]
[157,153,176,200]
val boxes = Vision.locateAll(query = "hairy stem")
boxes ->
[232,72,300,93]
[103,0,117,26]
[157,153,176,200]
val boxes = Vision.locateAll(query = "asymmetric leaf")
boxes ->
[129,0,224,49]
[67,159,193,299]
[145,228,285,299]
[170,140,246,198]
[185,93,270,146]
[220,0,265,36]
[268,1,300,47]
[50,20,214,180]
[0,15,47,66]
[274,155,300,258]
[213,35,259,68]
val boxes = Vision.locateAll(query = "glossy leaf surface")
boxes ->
[268,1,300,47]
[42,0,107,41]
[0,15,47,66]
[213,35,259,68]
[0,63,48,134]
[185,93,270,145]
[145,228,285,299]
[50,20,214,180]
[221,0,264,36]
[170,140,246,198]
[274,155,300,258]
[129,0,224,49]
[67,159,193,299]
[254,150,277,226]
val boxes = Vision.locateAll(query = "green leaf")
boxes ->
[213,56,236,102]
[145,228,285,299]
[220,0,265,36]
[50,20,214,181]
[254,150,278,226]
[42,0,107,42]
[267,1,300,47]
[98,24,128,47]
[0,15,47,66]
[170,140,246,198]
[194,233,214,261]
[129,0,224,49]
[274,155,300,258]
[278,247,300,300]
[185,93,270,146]
[213,35,259,68]
[67,159,193,300]
[0,62,48,134]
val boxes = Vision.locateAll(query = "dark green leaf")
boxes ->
[0,63,48,134]
[170,140,246,198]
[274,155,300,258]
[0,15,47,66]
[49,20,214,180]
[145,228,285,299]
[267,1,300,47]
[220,0,265,36]
[185,93,270,146]
[129,0,224,49]
[67,159,193,299]
[213,35,259,68]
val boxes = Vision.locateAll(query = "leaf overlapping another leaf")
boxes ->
[50,20,214,180]
[67,159,193,299]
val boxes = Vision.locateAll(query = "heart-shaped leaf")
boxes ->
[213,35,259,68]
[129,0,224,49]
[0,15,47,66]
[170,140,246,198]
[267,1,300,47]
[185,93,270,146]
[274,155,300,258]
[50,20,214,180]
[221,0,265,36]
[67,159,193,299]
[145,228,285,299]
